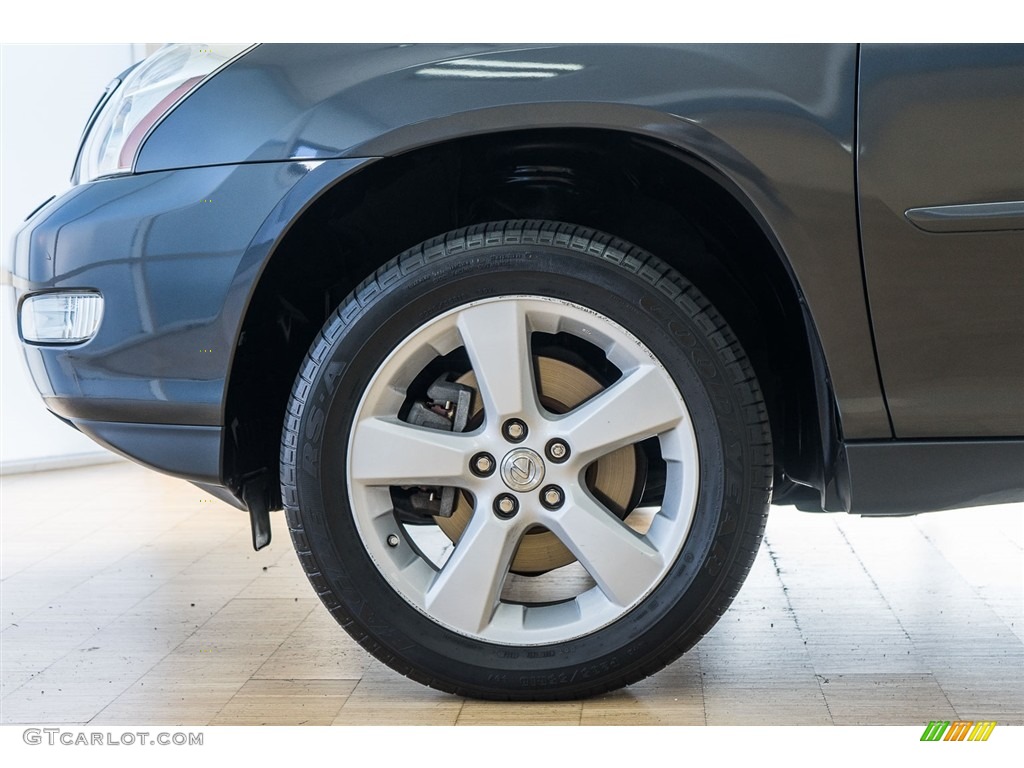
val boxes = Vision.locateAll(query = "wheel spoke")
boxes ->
[425,511,523,633]
[545,493,665,607]
[350,416,473,486]
[559,365,685,463]
[456,301,539,422]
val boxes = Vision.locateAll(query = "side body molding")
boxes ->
[905,201,1024,234]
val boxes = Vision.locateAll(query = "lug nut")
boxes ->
[470,452,496,477]
[386,534,400,547]
[493,493,520,519]
[546,438,570,463]
[540,485,564,510]
[502,419,528,443]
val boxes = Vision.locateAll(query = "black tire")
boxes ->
[280,220,771,700]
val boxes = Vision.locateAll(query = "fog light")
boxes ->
[20,292,104,344]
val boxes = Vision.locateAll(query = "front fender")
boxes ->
[141,42,890,439]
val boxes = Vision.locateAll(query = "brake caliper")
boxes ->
[395,375,473,520]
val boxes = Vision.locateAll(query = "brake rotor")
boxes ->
[434,356,639,574]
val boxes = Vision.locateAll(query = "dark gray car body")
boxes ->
[12,43,1024,524]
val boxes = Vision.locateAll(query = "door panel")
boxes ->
[858,44,1024,437]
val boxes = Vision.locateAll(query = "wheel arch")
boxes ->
[223,123,845,514]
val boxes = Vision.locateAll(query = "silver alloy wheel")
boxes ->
[347,295,700,645]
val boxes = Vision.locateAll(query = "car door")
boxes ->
[858,44,1024,437]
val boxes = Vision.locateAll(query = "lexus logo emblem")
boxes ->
[511,456,535,483]
[500,448,545,492]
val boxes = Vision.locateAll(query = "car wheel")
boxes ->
[280,220,772,700]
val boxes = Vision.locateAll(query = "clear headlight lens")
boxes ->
[20,293,104,344]
[76,44,250,184]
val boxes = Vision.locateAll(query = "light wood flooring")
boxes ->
[2,461,1021,725]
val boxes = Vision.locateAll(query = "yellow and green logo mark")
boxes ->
[920,721,996,741]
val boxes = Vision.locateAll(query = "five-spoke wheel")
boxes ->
[348,296,699,644]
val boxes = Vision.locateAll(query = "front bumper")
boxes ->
[10,157,371,490]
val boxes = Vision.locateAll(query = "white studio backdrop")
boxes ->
[1,44,146,473]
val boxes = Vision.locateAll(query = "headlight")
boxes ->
[20,292,104,344]
[75,44,251,184]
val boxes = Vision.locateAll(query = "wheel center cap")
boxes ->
[500,448,545,492]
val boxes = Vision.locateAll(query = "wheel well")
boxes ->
[223,129,827,508]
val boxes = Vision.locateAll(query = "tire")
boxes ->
[280,220,771,700]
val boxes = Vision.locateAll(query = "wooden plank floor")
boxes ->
[2,461,1021,726]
